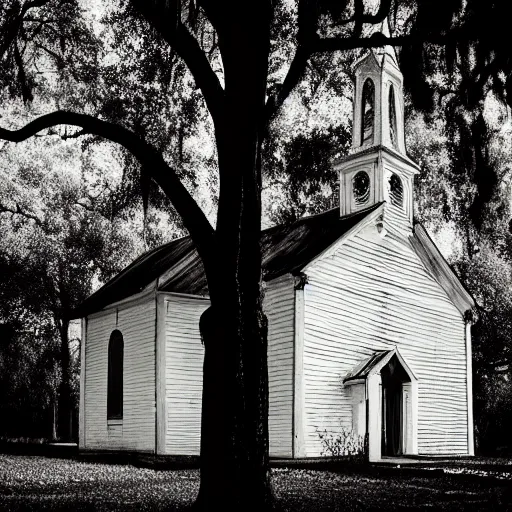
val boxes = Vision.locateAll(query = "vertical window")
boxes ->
[361,78,375,147]
[388,84,398,149]
[107,330,123,420]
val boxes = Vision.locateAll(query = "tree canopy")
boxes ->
[0,124,181,440]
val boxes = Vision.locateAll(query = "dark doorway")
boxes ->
[381,355,410,456]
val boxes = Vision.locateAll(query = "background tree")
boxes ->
[0,132,178,440]
[0,255,60,441]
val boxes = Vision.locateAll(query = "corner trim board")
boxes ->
[79,317,87,449]
[466,320,475,456]
[293,284,305,458]
[155,293,167,455]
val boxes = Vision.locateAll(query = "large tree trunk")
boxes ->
[195,5,273,510]
[197,299,271,509]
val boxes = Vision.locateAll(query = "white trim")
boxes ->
[302,204,385,273]
[344,378,366,387]
[380,146,420,175]
[79,317,87,449]
[368,348,418,461]
[367,373,381,462]
[334,146,421,174]
[367,347,418,383]
[158,276,292,301]
[402,383,412,454]
[466,321,475,456]
[293,284,306,458]
[155,293,167,455]
[333,149,381,173]
[410,378,419,455]
[157,290,210,301]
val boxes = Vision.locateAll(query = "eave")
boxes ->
[332,144,421,174]
[410,223,477,319]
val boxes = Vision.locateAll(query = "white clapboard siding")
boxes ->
[264,276,295,458]
[302,216,468,456]
[84,296,156,452]
[163,278,294,457]
[84,309,116,449]
[165,295,209,455]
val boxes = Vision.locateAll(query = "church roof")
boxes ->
[72,203,383,318]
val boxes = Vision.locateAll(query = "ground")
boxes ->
[0,455,511,510]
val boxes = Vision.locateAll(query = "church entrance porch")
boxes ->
[344,348,418,462]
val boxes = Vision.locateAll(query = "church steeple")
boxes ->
[352,19,405,154]
[333,19,420,224]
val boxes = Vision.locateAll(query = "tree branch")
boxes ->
[13,40,33,103]
[264,0,395,125]
[311,31,457,54]
[351,0,392,37]
[264,0,318,126]
[0,202,43,226]
[35,43,64,67]
[0,111,216,265]
[174,22,224,121]
[21,0,51,15]
[265,46,310,126]
[130,1,225,124]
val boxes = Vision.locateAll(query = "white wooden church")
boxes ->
[76,34,476,462]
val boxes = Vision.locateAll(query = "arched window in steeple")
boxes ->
[361,78,375,147]
[388,84,398,150]
[388,173,403,207]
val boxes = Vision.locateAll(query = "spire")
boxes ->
[378,17,398,68]
[349,17,405,154]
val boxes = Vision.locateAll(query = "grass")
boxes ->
[0,454,511,510]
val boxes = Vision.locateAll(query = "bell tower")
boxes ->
[334,19,420,225]
[352,19,406,154]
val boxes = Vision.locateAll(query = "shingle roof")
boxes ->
[72,203,382,318]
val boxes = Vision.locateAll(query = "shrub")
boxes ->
[316,427,365,461]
